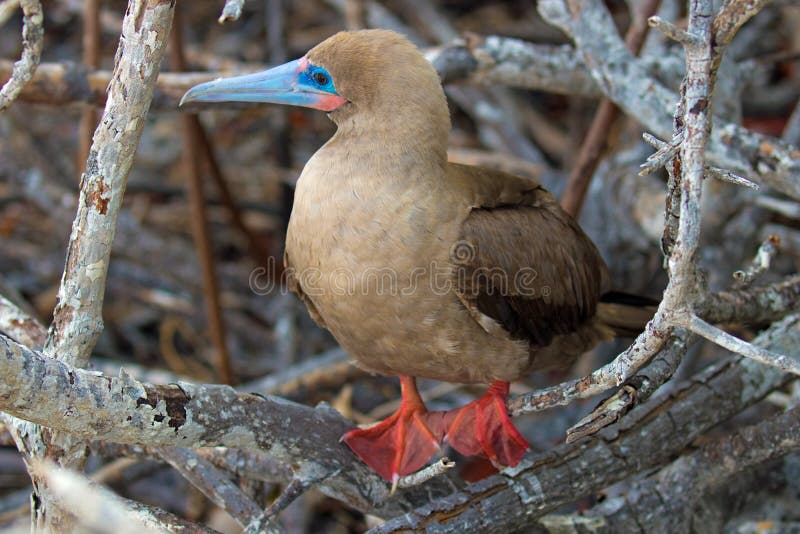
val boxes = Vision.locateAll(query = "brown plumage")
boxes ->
[286,30,628,384]
[182,29,654,485]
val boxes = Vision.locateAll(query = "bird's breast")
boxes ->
[284,156,531,383]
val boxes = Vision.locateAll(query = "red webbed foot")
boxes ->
[341,376,443,485]
[441,381,529,468]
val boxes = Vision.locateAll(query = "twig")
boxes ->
[733,235,780,288]
[0,0,43,112]
[565,332,687,443]
[508,323,671,416]
[684,314,800,376]
[560,0,661,217]
[171,5,234,385]
[218,0,245,23]
[699,274,800,325]
[705,165,759,190]
[639,132,681,175]
[641,134,758,189]
[648,16,700,47]
[156,446,262,526]
[244,475,328,533]
[396,458,455,490]
[195,124,274,269]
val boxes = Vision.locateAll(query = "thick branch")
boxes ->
[699,274,800,325]
[564,402,800,532]
[0,333,461,518]
[371,314,800,533]
[45,0,175,368]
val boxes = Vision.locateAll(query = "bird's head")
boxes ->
[181,29,449,137]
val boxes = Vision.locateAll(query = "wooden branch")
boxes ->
[699,274,800,325]
[45,0,174,369]
[0,0,42,112]
[218,0,245,23]
[733,235,780,288]
[0,59,221,109]
[564,402,800,532]
[156,446,262,526]
[171,5,234,385]
[0,294,45,349]
[565,332,687,443]
[686,315,800,375]
[539,0,800,200]
[77,0,101,172]
[2,1,177,530]
[0,332,462,518]
[369,314,800,533]
[507,327,674,416]
[196,447,292,484]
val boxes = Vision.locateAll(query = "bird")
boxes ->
[181,29,654,487]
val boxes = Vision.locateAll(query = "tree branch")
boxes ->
[0,332,462,518]
[0,0,42,112]
[369,314,800,533]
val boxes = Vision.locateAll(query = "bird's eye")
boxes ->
[312,71,329,86]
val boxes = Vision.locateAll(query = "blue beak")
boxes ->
[179,57,346,112]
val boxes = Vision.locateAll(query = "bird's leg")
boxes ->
[341,376,443,485]
[441,381,529,468]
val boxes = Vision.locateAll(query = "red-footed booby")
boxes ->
[181,29,653,486]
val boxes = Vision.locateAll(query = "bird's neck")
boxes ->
[329,112,449,176]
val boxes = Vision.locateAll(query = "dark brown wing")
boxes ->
[452,166,609,348]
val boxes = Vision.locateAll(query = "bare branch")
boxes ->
[685,314,800,376]
[648,15,701,47]
[0,295,45,349]
[397,458,456,490]
[0,333,462,518]
[45,0,175,370]
[565,333,686,443]
[0,0,42,112]
[692,272,800,326]
[706,165,759,190]
[733,235,780,288]
[369,315,800,533]
[218,0,245,23]
[428,35,598,97]
[508,324,672,416]
[156,446,262,526]
[539,0,800,199]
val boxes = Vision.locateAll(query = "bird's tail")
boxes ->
[596,291,659,338]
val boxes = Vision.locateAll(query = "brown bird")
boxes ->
[181,29,653,485]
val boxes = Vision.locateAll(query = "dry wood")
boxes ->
[0,0,42,112]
